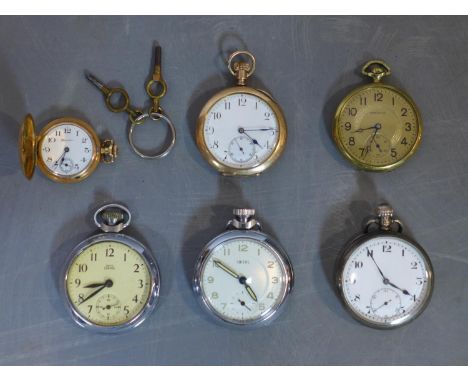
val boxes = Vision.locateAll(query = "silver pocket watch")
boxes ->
[336,204,434,329]
[63,203,160,333]
[193,208,294,327]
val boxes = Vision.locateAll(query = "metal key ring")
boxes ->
[105,87,130,113]
[128,111,176,159]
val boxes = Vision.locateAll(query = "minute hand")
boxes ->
[79,285,106,305]
[213,259,240,279]
[369,252,386,280]
[241,128,274,132]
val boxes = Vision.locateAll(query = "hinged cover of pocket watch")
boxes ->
[19,114,36,179]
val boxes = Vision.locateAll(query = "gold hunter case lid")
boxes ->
[19,114,37,179]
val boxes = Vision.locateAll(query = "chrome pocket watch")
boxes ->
[193,209,294,326]
[19,114,117,183]
[333,60,422,171]
[196,51,287,176]
[63,204,160,333]
[336,204,434,329]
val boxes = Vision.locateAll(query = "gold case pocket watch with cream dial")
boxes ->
[336,204,434,329]
[63,204,160,333]
[196,51,287,176]
[19,114,117,183]
[333,60,422,171]
[193,209,294,327]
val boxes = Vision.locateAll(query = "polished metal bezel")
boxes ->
[336,230,434,329]
[333,82,423,172]
[63,232,160,333]
[37,117,101,183]
[195,86,287,176]
[193,229,294,327]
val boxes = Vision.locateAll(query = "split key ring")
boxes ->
[128,111,176,159]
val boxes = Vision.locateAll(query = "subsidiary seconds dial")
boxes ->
[203,93,279,169]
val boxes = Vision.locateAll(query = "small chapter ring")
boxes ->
[128,111,176,159]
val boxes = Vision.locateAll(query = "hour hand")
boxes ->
[84,282,108,288]
[387,280,410,296]
[245,284,258,302]
[79,279,113,305]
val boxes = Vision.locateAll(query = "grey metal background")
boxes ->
[0,16,467,365]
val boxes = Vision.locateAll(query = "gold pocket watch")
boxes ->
[196,51,287,176]
[19,114,117,183]
[333,60,422,171]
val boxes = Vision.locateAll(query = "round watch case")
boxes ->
[195,51,287,176]
[196,86,287,176]
[335,213,434,329]
[193,212,294,328]
[62,204,160,333]
[333,60,422,172]
[19,114,117,183]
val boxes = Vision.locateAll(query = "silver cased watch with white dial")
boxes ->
[193,209,294,327]
[336,204,434,329]
[62,203,160,333]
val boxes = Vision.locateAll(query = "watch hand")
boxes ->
[241,131,263,149]
[213,259,240,279]
[238,299,251,311]
[355,123,382,133]
[53,146,70,167]
[361,145,371,158]
[369,253,411,296]
[79,279,113,305]
[374,299,392,312]
[369,252,387,280]
[354,126,375,133]
[239,126,274,132]
[237,275,258,302]
[213,260,258,301]
[387,280,411,296]
[83,282,108,288]
[244,284,258,302]
[233,138,245,154]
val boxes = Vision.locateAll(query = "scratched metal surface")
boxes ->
[0,16,467,365]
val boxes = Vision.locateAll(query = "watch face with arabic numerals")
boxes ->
[196,87,287,175]
[334,84,421,170]
[203,93,279,169]
[38,118,99,179]
[64,235,159,332]
[194,231,293,326]
[337,233,433,328]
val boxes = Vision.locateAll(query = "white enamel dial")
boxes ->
[39,122,96,177]
[203,93,280,169]
[199,237,288,324]
[340,236,432,327]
